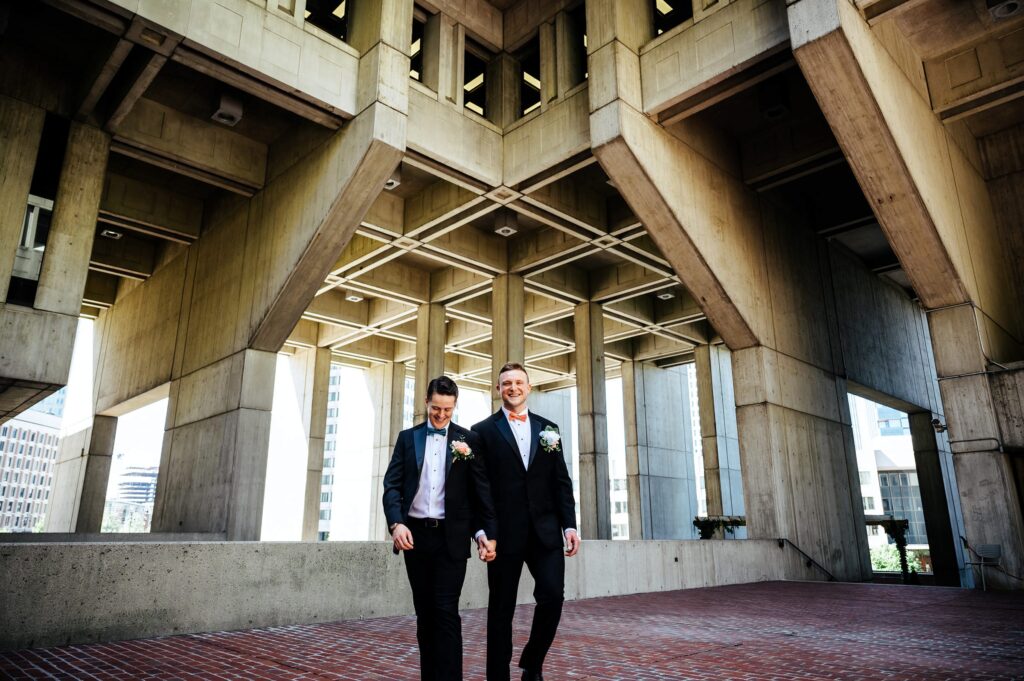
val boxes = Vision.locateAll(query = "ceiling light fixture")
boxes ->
[212,93,243,127]
[494,209,518,237]
[100,229,123,240]
[656,291,675,300]
[384,167,402,190]
[345,293,364,303]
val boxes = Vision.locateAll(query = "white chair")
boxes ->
[967,544,1002,591]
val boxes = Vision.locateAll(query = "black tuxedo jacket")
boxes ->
[382,421,497,560]
[472,410,576,555]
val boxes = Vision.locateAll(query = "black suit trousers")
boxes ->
[404,523,468,681]
[485,527,565,680]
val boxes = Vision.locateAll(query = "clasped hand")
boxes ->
[476,536,497,562]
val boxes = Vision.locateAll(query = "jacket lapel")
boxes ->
[494,411,526,473]
[414,424,427,473]
[528,416,541,468]
[445,426,455,477]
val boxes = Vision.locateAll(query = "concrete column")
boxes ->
[621,360,699,540]
[588,0,869,579]
[538,20,558,112]
[368,360,406,539]
[423,12,464,107]
[555,10,586,98]
[928,305,1024,588]
[74,416,118,533]
[152,348,277,540]
[299,347,332,541]
[35,122,110,316]
[44,415,117,533]
[694,344,744,527]
[0,95,44,302]
[490,273,525,411]
[621,359,650,539]
[414,302,445,423]
[486,53,520,128]
[574,301,610,539]
[347,0,412,54]
[908,411,963,587]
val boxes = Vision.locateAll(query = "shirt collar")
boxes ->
[501,406,529,420]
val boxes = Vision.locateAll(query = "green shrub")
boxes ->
[870,544,922,572]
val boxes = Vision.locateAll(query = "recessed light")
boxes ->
[656,291,675,300]
[345,294,364,303]
[100,229,123,240]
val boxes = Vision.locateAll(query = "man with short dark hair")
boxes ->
[473,363,580,681]
[383,375,498,681]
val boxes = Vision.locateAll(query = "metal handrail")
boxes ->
[777,537,836,581]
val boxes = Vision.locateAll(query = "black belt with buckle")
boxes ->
[409,517,444,528]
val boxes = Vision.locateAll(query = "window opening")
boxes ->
[653,0,693,36]
[410,10,426,81]
[304,0,348,41]
[518,36,541,117]
[464,38,489,117]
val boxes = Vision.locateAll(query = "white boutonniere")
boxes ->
[539,426,561,453]
[450,439,474,461]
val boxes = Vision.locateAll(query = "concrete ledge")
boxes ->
[0,539,822,651]
[0,532,225,543]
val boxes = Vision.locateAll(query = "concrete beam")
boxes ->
[789,0,1023,360]
[89,229,157,280]
[99,173,203,243]
[924,26,1024,123]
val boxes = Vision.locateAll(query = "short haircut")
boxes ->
[426,375,459,400]
[497,362,529,382]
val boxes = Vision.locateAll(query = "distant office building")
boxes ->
[115,466,159,504]
[32,388,66,419]
[0,409,61,532]
[317,363,343,541]
[850,396,926,551]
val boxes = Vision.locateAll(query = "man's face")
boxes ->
[426,393,456,429]
[497,369,531,413]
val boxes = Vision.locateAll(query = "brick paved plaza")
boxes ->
[3,581,1022,680]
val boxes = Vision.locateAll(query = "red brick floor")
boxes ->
[2,581,1023,680]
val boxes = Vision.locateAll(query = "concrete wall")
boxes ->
[0,538,822,651]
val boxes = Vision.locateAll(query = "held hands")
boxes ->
[391,523,414,551]
[564,529,580,557]
[477,535,497,562]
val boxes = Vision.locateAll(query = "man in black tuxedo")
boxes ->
[472,363,580,681]
[383,376,498,681]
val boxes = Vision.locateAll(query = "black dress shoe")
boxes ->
[521,670,543,681]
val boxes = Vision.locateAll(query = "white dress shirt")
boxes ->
[408,428,447,519]
[502,406,532,469]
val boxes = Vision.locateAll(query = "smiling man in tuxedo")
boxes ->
[383,375,498,681]
[472,363,580,681]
